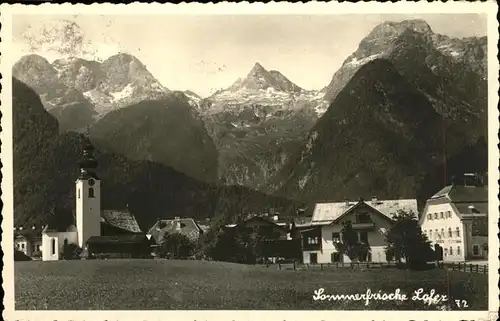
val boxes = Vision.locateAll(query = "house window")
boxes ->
[456,227,460,237]
[64,238,68,246]
[51,239,56,255]
[434,213,438,219]
[359,231,368,243]
[472,245,480,256]
[356,212,371,223]
[441,228,445,238]
[427,214,432,220]
[429,230,433,238]
[331,252,341,262]
[310,253,318,264]
[440,212,444,219]
[89,187,95,198]
[448,228,452,238]
[308,237,319,245]
[32,244,37,253]
[449,247,453,255]
[332,232,340,243]
[446,211,451,218]
[435,229,439,238]
[21,243,25,249]
[457,246,461,255]
[444,248,448,256]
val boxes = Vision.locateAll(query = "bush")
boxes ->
[31,250,42,258]
[157,232,197,259]
[61,243,83,260]
[14,250,32,261]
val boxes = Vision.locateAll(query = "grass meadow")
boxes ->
[15,259,488,310]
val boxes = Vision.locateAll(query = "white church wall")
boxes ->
[42,231,78,261]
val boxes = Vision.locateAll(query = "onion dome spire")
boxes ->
[78,126,99,179]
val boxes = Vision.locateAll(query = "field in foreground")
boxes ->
[15,259,487,310]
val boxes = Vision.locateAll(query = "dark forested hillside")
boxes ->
[269,59,488,205]
[90,93,219,183]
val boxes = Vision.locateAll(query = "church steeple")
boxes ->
[78,129,99,179]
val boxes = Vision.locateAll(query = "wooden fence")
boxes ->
[266,261,488,274]
[443,262,488,274]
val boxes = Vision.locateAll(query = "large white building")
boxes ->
[41,140,142,261]
[419,174,488,262]
[301,197,418,264]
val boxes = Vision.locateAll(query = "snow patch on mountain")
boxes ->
[346,53,383,67]
[109,83,135,102]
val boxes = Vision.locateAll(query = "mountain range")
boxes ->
[12,77,305,229]
[12,19,489,227]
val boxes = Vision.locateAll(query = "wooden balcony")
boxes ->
[351,222,375,229]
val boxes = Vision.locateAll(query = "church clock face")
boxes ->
[88,178,95,186]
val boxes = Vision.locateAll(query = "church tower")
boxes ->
[75,137,101,248]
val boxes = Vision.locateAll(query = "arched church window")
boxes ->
[51,239,56,255]
[89,187,95,198]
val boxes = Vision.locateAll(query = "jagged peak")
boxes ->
[365,19,434,42]
[248,62,268,75]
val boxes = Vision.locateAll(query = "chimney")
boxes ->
[371,196,378,204]
[344,199,349,206]
[175,217,181,230]
[468,205,477,214]
[273,215,279,221]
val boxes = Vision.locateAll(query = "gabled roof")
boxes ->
[311,199,418,225]
[147,218,203,243]
[14,229,43,241]
[101,210,142,233]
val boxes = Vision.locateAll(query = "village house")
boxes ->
[419,173,488,262]
[147,217,206,246]
[225,213,311,262]
[301,197,418,264]
[41,139,150,261]
[14,226,42,258]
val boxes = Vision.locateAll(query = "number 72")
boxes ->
[455,300,469,308]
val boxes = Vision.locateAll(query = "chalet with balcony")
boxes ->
[302,197,418,264]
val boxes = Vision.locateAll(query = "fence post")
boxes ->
[483,265,487,274]
[278,263,281,270]
[321,263,323,270]
[475,264,479,273]
[293,261,296,271]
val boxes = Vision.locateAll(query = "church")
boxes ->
[41,138,151,261]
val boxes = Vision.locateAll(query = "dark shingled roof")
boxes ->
[86,234,149,244]
[431,185,488,204]
[426,185,488,229]
[14,228,43,241]
[147,218,203,243]
[101,210,142,233]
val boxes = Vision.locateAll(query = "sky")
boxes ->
[12,14,487,97]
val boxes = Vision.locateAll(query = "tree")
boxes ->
[61,243,83,260]
[157,232,197,259]
[333,221,371,262]
[385,210,434,269]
